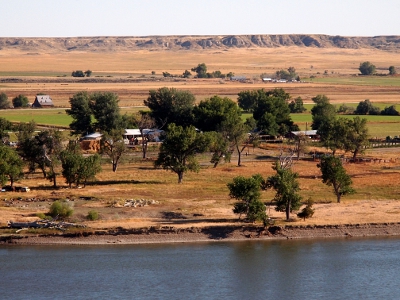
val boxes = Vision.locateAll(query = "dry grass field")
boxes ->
[1,47,400,106]
[1,44,400,232]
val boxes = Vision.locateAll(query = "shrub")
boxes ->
[48,200,73,219]
[86,210,99,221]
[297,199,315,221]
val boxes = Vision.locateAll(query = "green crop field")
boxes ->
[1,109,72,127]
[2,106,399,138]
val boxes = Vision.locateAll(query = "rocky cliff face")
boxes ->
[1,34,400,52]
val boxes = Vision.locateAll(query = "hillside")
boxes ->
[1,34,400,53]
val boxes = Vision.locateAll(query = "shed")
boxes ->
[81,132,102,140]
[32,95,54,108]
[286,130,319,140]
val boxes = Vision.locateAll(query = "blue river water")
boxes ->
[1,237,400,300]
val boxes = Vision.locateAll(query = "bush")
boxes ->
[86,210,99,221]
[297,199,315,221]
[48,200,73,219]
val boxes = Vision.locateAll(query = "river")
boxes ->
[1,237,400,300]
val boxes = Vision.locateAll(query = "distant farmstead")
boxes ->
[32,95,54,108]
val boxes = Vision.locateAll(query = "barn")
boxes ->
[32,95,54,108]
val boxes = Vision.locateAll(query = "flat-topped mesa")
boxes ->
[0,34,400,52]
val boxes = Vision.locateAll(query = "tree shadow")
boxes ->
[201,226,238,239]
[86,180,163,186]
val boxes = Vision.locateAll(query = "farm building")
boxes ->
[31,95,54,108]
[81,132,102,140]
[286,130,319,140]
[230,76,247,82]
[123,129,164,145]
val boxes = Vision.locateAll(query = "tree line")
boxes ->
[1,87,369,223]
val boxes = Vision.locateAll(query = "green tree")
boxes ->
[219,114,248,167]
[317,155,354,203]
[288,97,307,113]
[60,146,101,188]
[0,117,13,145]
[71,70,85,77]
[319,118,348,156]
[90,92,123,133]
[134,112,157,159]
[48,200,73,219]
[252,89,298,135]
[266,162,302,220]
[193,96,241,132]
[208,70,225,78]
[144,87,195,128]
[0,145,24,187]
[359,61,376,75]
[275,69,291,80]
[41,129,64,188]
[154,124,211,183]
[77,154,101,187]
[15,121,48,176]
[208,131,231,168]
[100,129,127,172]
[191,63,207,78]
[381,105,399,116]
[237,90,257,112]
[354,99,380,115]
[12,94,29,108]
[389,66,397,75]
[66,91,93,136]
[311,95,336,131]
[227,175,266,222]
[343,117,369,160]
[84,70,92,77]
[297,198,315,221]
[60,148,82,188]
[182,70,191,78]
[0,92,11,109]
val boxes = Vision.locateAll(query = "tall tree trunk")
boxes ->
[112,162,118,172]
[236,145,242,166]
[286,200,291,220]
[334,183,341,203]
[178,171,184,184]
[352,148,359,161]
[142,139,147,159]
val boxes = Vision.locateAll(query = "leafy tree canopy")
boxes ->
[266,162,302,220]
[0,93,11,109]
[251,89,298,135]
[354,99,380,115]
[154,123,211,183]
[227,175,266,222]
[381,105,399,116]
[66,91,93,136]
[71,70,85,77]
[193,96,241,132]
[289,97,307,113]
[191,63,208,78]
[389,66,397,75]
[12,94,29,108]
[90,92,123,132]
[67,92,124,136]
[359,61,376,75]
[144,87,196,128]
[0,145,24,187]
[317,155,354,203]
[311,95,336,131]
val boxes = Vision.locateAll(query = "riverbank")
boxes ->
[3,223,400,245]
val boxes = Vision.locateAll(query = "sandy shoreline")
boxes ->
[2,223,400,245]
